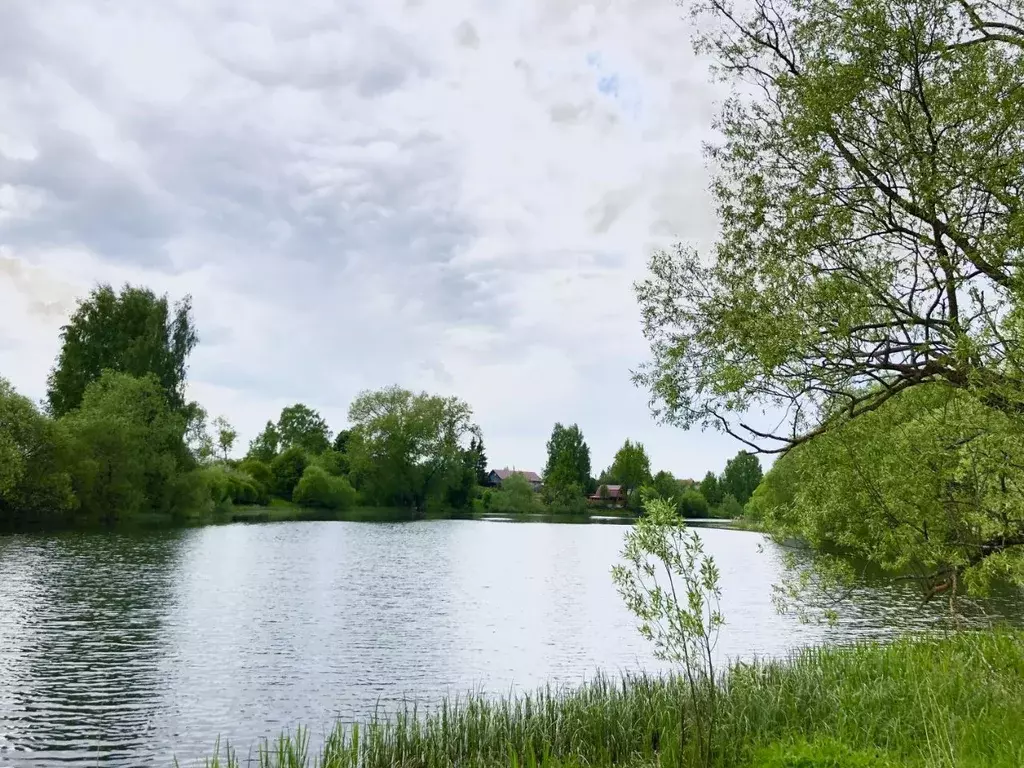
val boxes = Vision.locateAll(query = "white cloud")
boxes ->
[0,0,753,478]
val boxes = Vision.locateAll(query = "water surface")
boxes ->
[0,519,1020,766]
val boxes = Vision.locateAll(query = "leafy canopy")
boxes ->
[757,384,1024,601]
[47,284,198,417]
[609,439,653,495]
[635,0,1024,453]
[542,423,592,496]
[277,403,332,455]
[346,385,478,510]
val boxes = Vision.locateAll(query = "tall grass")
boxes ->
[187,630,1024,768]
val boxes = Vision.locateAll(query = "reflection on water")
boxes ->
[0,520,1021,767]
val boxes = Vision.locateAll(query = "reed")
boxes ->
[189,629,1024,768]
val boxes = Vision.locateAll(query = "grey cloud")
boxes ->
[454,21,480,49]
[0,129,179,267]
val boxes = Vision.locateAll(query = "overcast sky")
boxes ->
[0,0,758,479]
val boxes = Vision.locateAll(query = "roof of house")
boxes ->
[589,484,625,499]
[491,468,543,483]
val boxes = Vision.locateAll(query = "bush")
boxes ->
[238,459,272,494]
[293,465,356,510]
[271,447,308,500]
[201,464,270,512]
[751,737,904,768]
[311,449,348,476]
[679,488,710,518]
[713,492,744,519]
[490,473,544,514]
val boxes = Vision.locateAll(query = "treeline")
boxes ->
[1,283,761,529]
[0,284,492,529]
[483,426,762,518]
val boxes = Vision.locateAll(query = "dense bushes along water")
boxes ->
[189,630,1023,768]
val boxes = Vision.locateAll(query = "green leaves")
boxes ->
[47,284,197,418]
[542,423,591,504]
[637,0,1024,451]
[346,385,478,510]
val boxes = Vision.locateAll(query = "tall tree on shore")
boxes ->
[470,435,489,485]
[212,416,237,462]
[721,451,762,506]
[634,0,1024,453]
[277,404,332,455]
[542,423,591,497]
[609,439,653,498]
[346,385,478,511]
[247,421,280,463]
[47,284,198,417]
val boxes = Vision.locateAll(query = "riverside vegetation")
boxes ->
[194,0,1024,763]
[0,292,758,531]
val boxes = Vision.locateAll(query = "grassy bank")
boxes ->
[190,629,1023,768]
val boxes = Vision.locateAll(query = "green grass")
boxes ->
[186,629,1024,768]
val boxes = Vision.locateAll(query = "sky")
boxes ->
[0,0,754,479]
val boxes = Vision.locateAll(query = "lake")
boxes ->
[0,519,1021,767]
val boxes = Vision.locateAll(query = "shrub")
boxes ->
[270,446,308,500]
[293,465,356,510]
[714,493,744,519]
[311,449,348,477]
[679,488,710,518]
[238,459,272,494]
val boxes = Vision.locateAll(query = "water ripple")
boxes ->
[0,521,1020,767]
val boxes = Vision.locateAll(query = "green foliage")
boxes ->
[758,385,1024,608]
[332,429,351,454]
[212,416,237,461]
[679,488,710,518]
[609,438,652,495]
[270,447,308,501]
[714,493,744,520]
[721,451,762,505]
[277,403,332,455]
[469,435,488,486]
[0,378,76,528]
[489,472,544,514]
[650,470,680,505]
[202,464,269,511]
[311,449,348,477]
[542,423,591,498]
[613,494,724,767]
[544,482,588,514]
[47,284,197,417]
[346,385,478,510]
[292,465,356,511]
[699,472,722,507]
[238,459,273,496]
[247,421,281,463]
[196,630,1024,768]
[62,371,198,525]
[751,737,903,768]
[634,0,1024,453]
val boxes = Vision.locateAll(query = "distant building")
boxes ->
[588,484,626,504]
[486,468,543,492]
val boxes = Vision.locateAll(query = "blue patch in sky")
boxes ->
[597,74,620,97]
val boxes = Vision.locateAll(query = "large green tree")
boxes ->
[542,423,591,498]
[47,284,198,417]
[756,384,1024,600]
[247,421,281,463]
[634,0,1024,454]
[346,385,478,511]
[62,371,202,525]
[0,378,76,528]
[277,403,332,455]
[610,439,653,497]
[721,451,763,506]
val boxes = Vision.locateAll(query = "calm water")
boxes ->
[0,519,1021,767]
